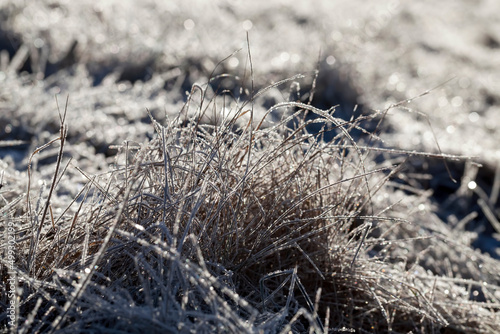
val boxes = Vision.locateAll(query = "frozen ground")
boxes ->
[1,1,500,333]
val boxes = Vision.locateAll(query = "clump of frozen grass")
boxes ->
[1,1,499,331]
[2,68,500,334]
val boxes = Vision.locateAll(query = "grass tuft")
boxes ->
[1,64,500,334]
